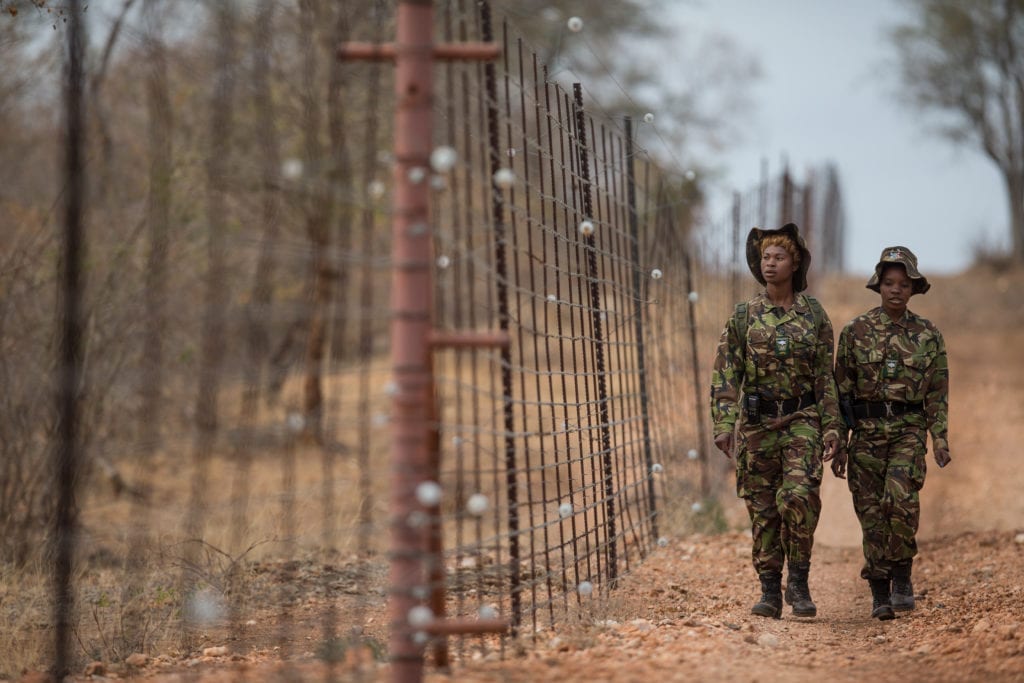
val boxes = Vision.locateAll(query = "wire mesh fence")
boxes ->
[2,0,842,679]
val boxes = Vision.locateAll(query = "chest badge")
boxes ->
[775,336,791,358]
[883,357,900,379]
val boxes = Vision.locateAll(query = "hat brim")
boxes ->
[746,222,812,292]
[865,262,930,295]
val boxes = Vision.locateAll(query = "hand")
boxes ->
[830,449,847,479]
[934,448,951,468]
[822,434,839,462]
[714,433,734,460]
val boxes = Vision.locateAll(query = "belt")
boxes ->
[852,400,924,419]
[754,391,816,419]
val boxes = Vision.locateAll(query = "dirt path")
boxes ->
[443,530,1024,683]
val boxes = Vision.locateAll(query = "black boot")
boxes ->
[784,562,817,617]
[751,572,783,619]
[869,578,896,620]
[891,560,915,612]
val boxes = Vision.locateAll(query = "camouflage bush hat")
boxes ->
[865,245,930,295]
[745,222,812,292]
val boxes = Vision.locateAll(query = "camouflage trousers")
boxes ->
[736,416,823,574]
[847,415,927,580]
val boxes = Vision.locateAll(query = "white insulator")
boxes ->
[286,412,305,433]
[368,180,386,199]
[493,167,516,188]
[651,463,664,474]
[466,493,489,516]
[542,7,561,22]
[691,501,704,513]
[430,146,457,173]
[567,16,583,32]
[478,605,499,620]
[688,291,699,303]
[643,112,654,124]
[408,605,435,627]
[577,581,594,596]
[558,502,573,518]
[436,255,451,269]
[687,448,699,460]
[415,481,443,506]
[407,167,427,184]
[281,158,303,180]
[578,219,595,236]
[651,268,663,280]
[546,294,558,303]
[657,537,669,547]
[685,169,697,181]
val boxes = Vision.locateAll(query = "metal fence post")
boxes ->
[573,83,618,587]
[55,0,87,676]
[340,4,507,680]
[624,117,658,539]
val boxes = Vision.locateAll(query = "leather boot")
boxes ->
[869,578,896,620]
[891,560,915,612]
[784,562,817,617]
[751,571,783,619]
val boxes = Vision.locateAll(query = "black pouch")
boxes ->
[743,394,760,425]
[840,395,857,430]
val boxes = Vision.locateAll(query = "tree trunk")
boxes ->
[299,0,331,442]
[140,0,171,453]
[245,0,282,414]
[1007,169,1024,265]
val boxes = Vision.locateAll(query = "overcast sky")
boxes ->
[673,0,1007,275]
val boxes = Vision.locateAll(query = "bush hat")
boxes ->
[865,245,930,295]
[746,222,812,292]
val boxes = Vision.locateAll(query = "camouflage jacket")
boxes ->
[835,307,949,451]
[710,292,842,440]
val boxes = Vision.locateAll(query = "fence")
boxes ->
[2,0,842,680]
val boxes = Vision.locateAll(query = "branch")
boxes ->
[89,0,139,160]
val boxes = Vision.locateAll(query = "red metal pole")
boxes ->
[389,1,435,681]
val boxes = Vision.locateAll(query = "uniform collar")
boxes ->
[756,291,808,315]
[877,306,914,327]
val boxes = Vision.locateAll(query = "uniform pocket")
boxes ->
[900,354,934,399]
[852,347,885,396]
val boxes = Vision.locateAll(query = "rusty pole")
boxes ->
[387,2,436,679]
[340,4,507,681]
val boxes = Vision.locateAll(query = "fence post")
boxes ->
[731,191,741,307]
[573,83,618,588]
[683,245,709,498]
[479,1,523,632]
[781,163,793,224]
[55,0,87,676]
[386,2,436,679]
[624,117,658,540]
[339,4,507,680]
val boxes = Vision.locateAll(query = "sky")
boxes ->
[671,0,1008,275]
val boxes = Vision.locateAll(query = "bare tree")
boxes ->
[891,0,1024,264]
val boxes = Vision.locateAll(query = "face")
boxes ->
[879,264,913,317]
[760,245,797,286]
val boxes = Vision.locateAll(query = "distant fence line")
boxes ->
[18,0,842,680]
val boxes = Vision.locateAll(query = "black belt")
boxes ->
[852,400,924,419]
[753,391,816,418]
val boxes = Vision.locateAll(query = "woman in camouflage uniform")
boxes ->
[834,246,951,621]
[711,223,843,619]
